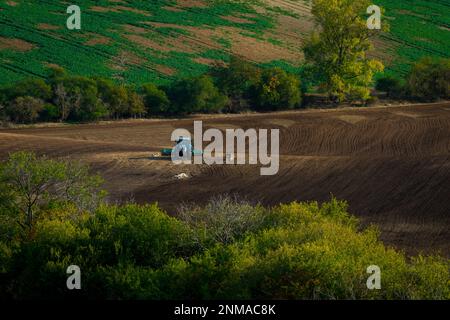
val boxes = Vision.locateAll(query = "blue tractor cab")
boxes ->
[161,136,202,157]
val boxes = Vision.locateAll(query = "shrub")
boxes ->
[253,67,302,111]
[95,78,128,119]
[39,103,59,122]
[85,204,193,267]
[376,76,404,98]
[178,195,266,247]
[6,96,44,123]
[53,76,106,122]
[0,78,52,102]
[125,87,145,118]
[160,200,449,300]
[211,57,261,112]
[406,57,450,101]
[140,83,170,115]
[0,152,105,238]
[0,194,448,299]
[94,79,144,119]
[0,203,194,299]
[168,75,229,114]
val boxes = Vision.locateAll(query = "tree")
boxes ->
[0,103,6,122]
[0,152,104,237]
[126,87,145,118]
[7,96,44,123]
[140,83,170,115]
[46,66,67,84]
[211,56,261,112]
[178,195,265,246]
[96,79,128,119]
[54,82,80,122]
[54,76,106,121]
[253,67,302,111]
[406,57,450,101]
[303,0,384,102]
[0,78,52,102]
[39,104,60,122]
[169,75,229,114]
[375,76,404,98]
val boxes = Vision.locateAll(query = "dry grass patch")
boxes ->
[162,6,184,12]
[0,37,35,51]
[193,57,224,66]
[220,15,255,24]
[123,24,148,34]
[90,6,120,13]
[115,5,151,16]
[155,64,176,76]
[176,0,208,8]
[85,35,111,46]
[36,23,60,30]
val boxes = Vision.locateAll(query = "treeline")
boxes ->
[0,56,448,124]
[0,58,301,124]
[375,57,450,101]
[0,152,448,299]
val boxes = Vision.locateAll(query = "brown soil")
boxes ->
[1,103,449,257]
[155,64,176,76]
[176,0,208,9]
[0,37,35,51]
[36,23,60,31]
[84,34,111,46]
[220,16,255,24]
[193,57,225,66]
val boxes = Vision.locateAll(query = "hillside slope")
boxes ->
[1,102,449,256]
[0,0,448,85]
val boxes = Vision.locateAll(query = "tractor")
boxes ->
[160,136,202,158]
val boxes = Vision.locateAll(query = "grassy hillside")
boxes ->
[0,0,448,85]
[376,0,450,76]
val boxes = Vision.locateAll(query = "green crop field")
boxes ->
[0,0,448,85]
[376,0,450,76]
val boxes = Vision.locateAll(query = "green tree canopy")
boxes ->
[407,57,450,101]
[169,75,229,114]
[140,83,170,115]
[0,152,104,238]
[254,67,302,111]
[303,0,384,102]
[6,96,44,124]
[211,57,262,112]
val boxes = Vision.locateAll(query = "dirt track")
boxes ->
[1,103,449,256]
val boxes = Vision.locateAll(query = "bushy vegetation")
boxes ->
[0,59,304,124]
[1,55,447,125]
[167,75,230,114]
[140,83,170,115]
[376,57,450,101]
[0,151,105,239]
[375,76,404,99]
[406,57,450,101]
[0,152,448,300]
[253,67,302,110]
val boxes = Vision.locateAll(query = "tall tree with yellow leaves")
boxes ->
[303,0,385,102]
